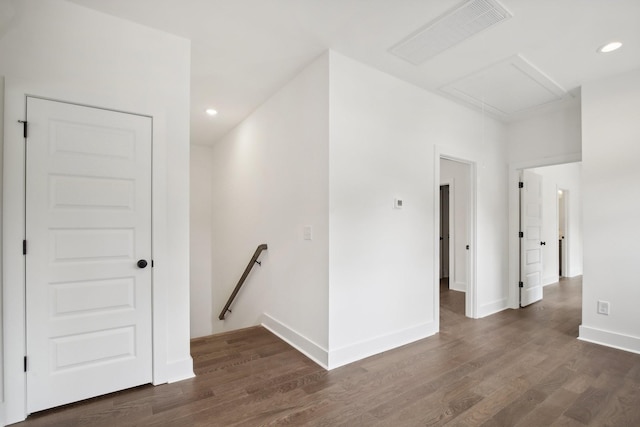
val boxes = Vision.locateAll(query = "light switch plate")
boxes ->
[303,225,313,240]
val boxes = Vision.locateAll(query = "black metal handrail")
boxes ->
[218,244,268,320]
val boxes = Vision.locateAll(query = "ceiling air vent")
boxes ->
[390,0,512,65]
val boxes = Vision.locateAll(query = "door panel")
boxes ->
[520,170,543,307]
[26,97,152,413]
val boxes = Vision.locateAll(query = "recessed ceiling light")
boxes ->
[205,108,218,116]
[598,41,622,53]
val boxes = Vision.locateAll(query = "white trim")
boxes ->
[579,325,640,355]
[452,281,466,293]
[436,146,478,319]
[477,298,508,318]
[543,275,560,286]
[165,359,196,383]
[3,84,29,425]
[507,153,582,309]
[327,321,437,370]
[261,314,329,370]
[0,76,4,425]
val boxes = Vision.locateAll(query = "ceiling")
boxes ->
[67,0,640,146]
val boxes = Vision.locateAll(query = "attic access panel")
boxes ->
[440,54,568,118]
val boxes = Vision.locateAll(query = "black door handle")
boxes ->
[137,259,148,268]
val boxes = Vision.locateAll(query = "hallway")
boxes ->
[18,277,640,426]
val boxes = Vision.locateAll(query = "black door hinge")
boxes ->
[518,181,524,189]
[151,260,154,268]
[23,240,27,255]
[18,120,28,138]
[24,356,28,372]
[519,231,524,238]
[519,281,524,288]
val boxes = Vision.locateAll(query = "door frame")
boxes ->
[507,153,581,308]
[2,90,172,423]
[434,146,477,322]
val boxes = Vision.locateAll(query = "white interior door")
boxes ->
[520,170,544,307]
[25,97,152,413]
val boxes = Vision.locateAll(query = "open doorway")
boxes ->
[439,157,473,318]
[558,188,568,278]
[439,184,451,284]
[512,161,583,308]
[439,182,465,315]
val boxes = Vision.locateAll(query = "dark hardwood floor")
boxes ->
[18,276,640,426]
[440,277,465,316]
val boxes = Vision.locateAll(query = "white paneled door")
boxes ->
[520,170,544,307]
[25,97,152,413]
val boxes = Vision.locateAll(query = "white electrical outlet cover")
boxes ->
[597,301,610,315]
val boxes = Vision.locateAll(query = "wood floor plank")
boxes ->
[446,377,529,427]
[513,387,580,427]
[481,388,547,427]
[15,276,640,427]
[588,378,640,427]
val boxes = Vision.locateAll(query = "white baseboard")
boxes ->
[451,281,466,292]
[165,357,195,383]
[543,275,559,286]
[477,298,508,318]
[579,325,640,355]
[261,315,439,372]
[261,313,329,369]
[327,321,437,370]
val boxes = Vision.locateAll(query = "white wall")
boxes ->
[328,51,509,367]
[190,145,214,338]
[530,163,583,285]
[0,1,193,424]
[579,68,640,354]
[206,50,509,370]
[507,99,582,165]
[440,159,470,292]
[210,53,330,365]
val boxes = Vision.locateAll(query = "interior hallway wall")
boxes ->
[210,52,330,364]
[580,68,640,354]
[507,99,582,164]
[207,49,510,370]
[328,51,509,367]
[190,145,214,338]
